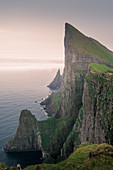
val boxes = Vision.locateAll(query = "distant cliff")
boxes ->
[47,69,62,90]
[4,23,113,163]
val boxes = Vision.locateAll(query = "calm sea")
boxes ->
[0,67,61,168]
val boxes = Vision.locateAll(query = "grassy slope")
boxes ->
[69,24,113,65]
[38,116,75,157]
[1,143,113,169]
[89,63,113,73]
[24,143,113,170]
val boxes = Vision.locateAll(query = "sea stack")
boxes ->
[47,69,62,90]
[4,110,42,152]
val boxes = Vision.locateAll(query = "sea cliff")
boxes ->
[4,23,113,164]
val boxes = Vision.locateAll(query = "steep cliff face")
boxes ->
[47,69,62,90]
[56,23,113,118]
[4,110,42,152]
[81,66,113,145]
[61,64,113,158]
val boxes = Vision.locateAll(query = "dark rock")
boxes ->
[47,69,62,90]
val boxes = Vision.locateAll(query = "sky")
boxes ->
[0,0,113,69]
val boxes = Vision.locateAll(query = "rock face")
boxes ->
[81,72,113,145]
[47,69,62,90]
[40,89,62,117]
[4,110,42,152]
[61,65,113,158]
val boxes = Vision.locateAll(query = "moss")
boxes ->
[38,116,75,157]
[89,63,113,73]
[51,90,62,113]
[2,143,113,169]
[36,143,113,170]
[74,70,87,74]
[0,163,9,170]
[69,24,113,65]
[61,107,83,158]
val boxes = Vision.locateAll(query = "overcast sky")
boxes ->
[0,0,113,62]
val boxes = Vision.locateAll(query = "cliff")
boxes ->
[47,69,62,90]
[4,110,42,152]
[38,23,113,158]
[81,64,113,145]
[61,63,113,158]
[4,23,113,163]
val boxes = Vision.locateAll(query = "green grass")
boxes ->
[89,63,113,73]
[38,116,74,156]
[51,90,62,113]
[24,143,113,170]
[0,163,9,170]
[61,107,83,158]
[68,24,113,65]
[1,143,113,169]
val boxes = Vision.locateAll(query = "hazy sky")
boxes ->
[0,0,113,63]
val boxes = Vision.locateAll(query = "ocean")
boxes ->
[0,67,61,168]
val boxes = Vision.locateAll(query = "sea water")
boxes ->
[0,68,59,168]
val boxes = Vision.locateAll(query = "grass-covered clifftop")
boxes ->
[89,63,113,73]
[68,24,113,66]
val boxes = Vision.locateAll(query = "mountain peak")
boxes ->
[65,23,113,65]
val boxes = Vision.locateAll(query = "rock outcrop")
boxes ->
[4,110,42,152]
[47,69,62,90]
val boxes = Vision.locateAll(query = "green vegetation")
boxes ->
[61,107,83,158]
[38,116,75,157]
[0,163,9,170]
[51,90,62,113]
[24,143,113,170]
[1,143,113,169]
[74,69,87,74]
[69,24,113,65]
[89,63,113,73]
[85,70,113,145]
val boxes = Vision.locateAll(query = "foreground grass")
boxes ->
[1,143,113,169]
[24,143,113,170]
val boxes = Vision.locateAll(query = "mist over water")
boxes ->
[0,65,63,168]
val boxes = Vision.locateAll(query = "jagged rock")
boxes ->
[47,69,62,90]
[4,110,42,152]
